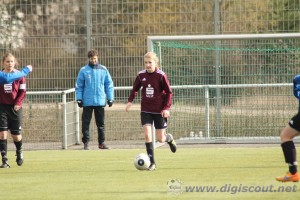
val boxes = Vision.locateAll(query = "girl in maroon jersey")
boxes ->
[0,53,26,168]
[126,51,177,171]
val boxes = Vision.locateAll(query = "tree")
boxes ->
[0,4,25,49]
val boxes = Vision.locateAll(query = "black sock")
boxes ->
[0,139,8,161]
[145,142,155,164]
[281,141,298,174]
[14,140,23,151]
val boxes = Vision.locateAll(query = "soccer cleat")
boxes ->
[98,143,111,150]
[148,163,156,171]
[0,161,10,168]
[16,150,24,166]
[167,134,177,153]
[276,172,300,182]
[0,155,10,168]
[83,143,90,150]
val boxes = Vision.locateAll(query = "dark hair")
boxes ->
[87,49,98,58]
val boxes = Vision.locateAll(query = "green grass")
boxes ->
[0,146,299,200]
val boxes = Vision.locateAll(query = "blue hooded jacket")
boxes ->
[75,64,114,106]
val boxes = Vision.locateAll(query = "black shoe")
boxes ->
[0,161,10,168]
[148,163,156,171]
[0,155,10,168]
[83,143,90,150]
[167,134,177,153]
[16,150,24,166]
[99,143,111,150]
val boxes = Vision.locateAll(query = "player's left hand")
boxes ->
[161,110,170,118]
[107,100,113,107]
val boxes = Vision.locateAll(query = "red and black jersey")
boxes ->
[0,69,26,106]
[128,68,172,114]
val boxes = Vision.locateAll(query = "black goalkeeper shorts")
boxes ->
[288,112,300,132]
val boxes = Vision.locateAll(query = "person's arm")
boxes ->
[14,77,26,108]
[128,76,141,103]
[162,74,173,111]
[75,69,85,107]
[104,70,114,102]
[75,70,84,100]
[0,65,32,84]
[126,76,141,112]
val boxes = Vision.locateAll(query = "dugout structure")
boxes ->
[147,33,300,144]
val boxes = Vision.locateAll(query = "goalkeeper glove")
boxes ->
[107,100,113,107]
[77,100,83,108]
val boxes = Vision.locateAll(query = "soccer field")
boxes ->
[0,145,299,200]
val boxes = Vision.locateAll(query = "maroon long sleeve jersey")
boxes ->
[0,70,26,106]
[128,68,172,114]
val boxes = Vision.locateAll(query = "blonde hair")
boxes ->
[144,51,159,65]
[2,52,18,66]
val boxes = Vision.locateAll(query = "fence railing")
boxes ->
[22,88,80,150]
[172,83,300,144]
[17,83,299,150]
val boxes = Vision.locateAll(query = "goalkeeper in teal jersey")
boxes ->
[276,75,300,182]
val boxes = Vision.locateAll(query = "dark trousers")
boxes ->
[81,106,105,145]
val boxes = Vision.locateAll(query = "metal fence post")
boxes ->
[62,91,67,149]
[205,87,210,138]
[75,100,80,145]
[86,0,91,51]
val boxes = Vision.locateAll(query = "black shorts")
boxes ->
[288,112,300,132]
[141,112,168,129]
[0,105,22,135]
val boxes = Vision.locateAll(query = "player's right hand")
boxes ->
[161,110,170,118]
[77,100,83,108]
[125,102,132,112]
[27,65,33,72]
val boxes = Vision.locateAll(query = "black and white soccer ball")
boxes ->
[134,153,151,170]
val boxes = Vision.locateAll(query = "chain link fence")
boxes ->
[1,0,299,149]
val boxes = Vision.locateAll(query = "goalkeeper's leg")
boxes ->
[276,125,300,182]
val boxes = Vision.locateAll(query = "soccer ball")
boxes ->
[134,153,151,170]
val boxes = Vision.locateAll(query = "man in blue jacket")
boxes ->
[75,50,114,150]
